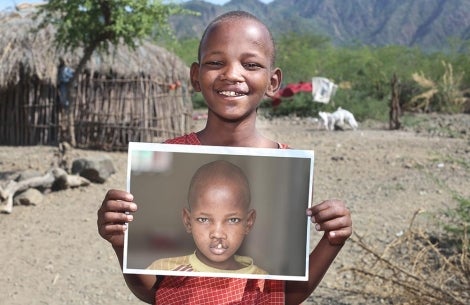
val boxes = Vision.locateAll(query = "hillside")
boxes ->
[170,0,470,52]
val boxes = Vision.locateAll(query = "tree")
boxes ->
[34,0,193,145]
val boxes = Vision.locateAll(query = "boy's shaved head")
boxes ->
[188,160,251,209]
[197,10,276,66]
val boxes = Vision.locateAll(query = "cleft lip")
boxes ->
[210,241,228,249]
[209,243,228,255]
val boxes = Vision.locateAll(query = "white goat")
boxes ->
[319,107,358,131]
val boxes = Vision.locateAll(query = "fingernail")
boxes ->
[315,224,320,231]
[130,203,137,211]
[127,214,134,221]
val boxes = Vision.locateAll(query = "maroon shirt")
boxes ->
[156,132,287,304]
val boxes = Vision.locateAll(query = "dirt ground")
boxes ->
[1,113,469,305]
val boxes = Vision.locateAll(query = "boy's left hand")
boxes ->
[307,199,352,246]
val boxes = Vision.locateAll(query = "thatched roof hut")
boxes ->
[0,10,193,150]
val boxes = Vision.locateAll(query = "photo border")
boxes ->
[123,142,314,281]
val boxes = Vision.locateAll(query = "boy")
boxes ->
[147,160,267,275]
[97,10,352,305]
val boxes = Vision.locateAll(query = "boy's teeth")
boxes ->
[220,91,242,96]
[217,244,222,249]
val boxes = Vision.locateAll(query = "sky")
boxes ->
[0,0,43,11]
[0,0,274,12]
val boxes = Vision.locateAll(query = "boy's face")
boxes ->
[183,179,255,270]
[190,18,282,122]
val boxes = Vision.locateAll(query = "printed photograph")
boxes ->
[123,143,314,281]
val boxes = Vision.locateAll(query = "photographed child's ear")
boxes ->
[190,62,201,92]
[265,68,282,98]
[182,208,192,233]
[245,209,256,234]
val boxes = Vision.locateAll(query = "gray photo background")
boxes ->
[126,150,312,278]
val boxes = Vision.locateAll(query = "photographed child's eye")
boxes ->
[228,218,241,224]
[196,217,209,223]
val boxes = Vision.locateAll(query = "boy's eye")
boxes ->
[228,218,241,224]
[205,61,223,67]
[244,63,261,70]
[196,217,209,223]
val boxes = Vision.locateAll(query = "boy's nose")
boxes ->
[220,63,244,83]
[210,224,227,239]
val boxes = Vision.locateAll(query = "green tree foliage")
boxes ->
[35,0,191,79]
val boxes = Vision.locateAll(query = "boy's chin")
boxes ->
[211,109,255,123]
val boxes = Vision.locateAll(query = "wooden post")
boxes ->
[389,73,401,130]
[67,82,77,147]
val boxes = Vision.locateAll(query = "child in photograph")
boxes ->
[97,10,352,305]
[147,160,267,275]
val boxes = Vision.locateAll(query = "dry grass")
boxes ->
[408,62,466,112]
[340,210,469,305]
[0,11,189,87]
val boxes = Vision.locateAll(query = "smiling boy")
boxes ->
[98,10,352,305]
[186,10,282,147]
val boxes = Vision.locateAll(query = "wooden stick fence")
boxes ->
[0,74,192,150]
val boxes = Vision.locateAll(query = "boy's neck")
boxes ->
[197,113,278,148]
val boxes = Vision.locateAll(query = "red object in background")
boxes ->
[280,81,312,97]
[271,82,313,107]
[270,81,313,106]
[271,98,282,107]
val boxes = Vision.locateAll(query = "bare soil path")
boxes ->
[1,113,469,304]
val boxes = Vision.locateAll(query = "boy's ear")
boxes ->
[245,209,256,234]
[265,68,282,98]
[190,62,201,92]
[182,208,192,233]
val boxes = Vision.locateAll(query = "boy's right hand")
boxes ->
[97,189,137,248]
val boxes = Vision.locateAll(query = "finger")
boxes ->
[315,216,352,232]
[98,223,128,243]
[97,200,137,233]
[99,199,137,215]
[99,223,128,237]
[104,189,134,202]
[327,227,353,245]
[310,204,349,225]
[308,199,345,216]
[102,210,134,224]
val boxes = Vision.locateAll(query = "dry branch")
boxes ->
[0,168,89,214]
[336,210,470,305]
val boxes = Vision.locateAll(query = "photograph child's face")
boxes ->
[190,17,281,121]
[183,177,255,270]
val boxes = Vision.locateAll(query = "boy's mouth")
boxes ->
[217,90,246,97]
[210,242,228,255]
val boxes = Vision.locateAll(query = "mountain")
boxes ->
[170,0,470,52]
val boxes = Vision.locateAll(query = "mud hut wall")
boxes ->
[0,87,21,145]
[0,75,59,146]
[72,74,191,150]
[0,74,191,149]
[148,81,192,141]
[28,81,60,145]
